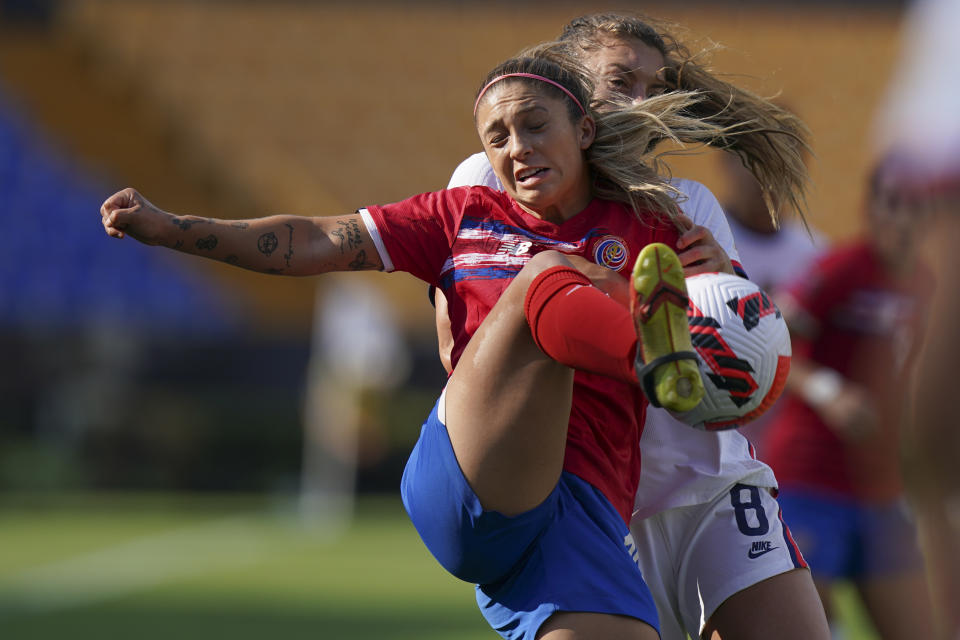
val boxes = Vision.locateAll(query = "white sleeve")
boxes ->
[670,177,741,267]
[447,152,504,190]
[358,208,394,272]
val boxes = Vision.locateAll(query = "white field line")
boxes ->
[0,516,273,612]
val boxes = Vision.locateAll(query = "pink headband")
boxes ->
[473,72,587,117]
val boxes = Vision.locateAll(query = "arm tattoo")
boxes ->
[224,255,239,265]
[231,222,250,229]
[283,223,294,268]
[347,249,377,271]
[195,235,218,251]
[172,216,213,231]
[258,232,278,256]
[332,219,364,254]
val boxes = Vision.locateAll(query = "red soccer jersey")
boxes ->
[763,241,932,501]
[364,186,681,523]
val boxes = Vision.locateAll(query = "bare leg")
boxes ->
[440,249,687,639]
[537,611,660,640]
[856,572,935,640]
[443,251,581,516]
[908,209,960,639]
[702,570,830,640]
[914,502,960,640]
[813,580,837,633]
[444,244,701,516]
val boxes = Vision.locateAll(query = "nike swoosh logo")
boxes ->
[747,546,779,559]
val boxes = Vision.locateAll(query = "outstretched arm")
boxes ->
[100,188,383,275]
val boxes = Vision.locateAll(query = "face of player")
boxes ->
[476,83,595,222]
[868,180,926,270]
[581,35,667,103]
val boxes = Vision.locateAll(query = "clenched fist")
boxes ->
[100,188,171,245]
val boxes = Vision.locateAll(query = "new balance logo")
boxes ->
[747,541,779,559]
[498,239,534,256]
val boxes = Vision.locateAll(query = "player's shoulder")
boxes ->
[448,152,502,190]
[669,177,721,205]
[765,222,828,260]
[817,239,871,270]
[668,177,724,223]
[445,184,515,216]
[669,177,711,200]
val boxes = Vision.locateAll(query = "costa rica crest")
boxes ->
[593,235,629,271]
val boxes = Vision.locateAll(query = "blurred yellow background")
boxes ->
[0,0,903,335]
[0,5,912,638]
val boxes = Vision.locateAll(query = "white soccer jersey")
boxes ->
[447,152,777,519]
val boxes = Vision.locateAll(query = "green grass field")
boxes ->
[0,493,490,640]
[0,493,877,640]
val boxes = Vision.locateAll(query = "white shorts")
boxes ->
[630,482,807,640]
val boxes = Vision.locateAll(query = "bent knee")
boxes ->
[508,251,576,293]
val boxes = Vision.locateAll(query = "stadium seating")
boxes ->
[0,0,905,495]
[0,84,240,332]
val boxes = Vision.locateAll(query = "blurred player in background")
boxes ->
[715,143,826,453]
[762,158,936,640]
[875,0,960,637]
[442,12,829,640]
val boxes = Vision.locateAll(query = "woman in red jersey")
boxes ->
[100,48,722,639]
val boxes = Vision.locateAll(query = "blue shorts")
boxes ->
[776,488,924,580]
[401,397,658,640]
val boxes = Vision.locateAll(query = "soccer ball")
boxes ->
[671,273,792,431]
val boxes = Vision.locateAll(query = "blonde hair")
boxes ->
[475,44,745,228]
[560,12,811,227]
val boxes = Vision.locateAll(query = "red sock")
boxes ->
[523,266,638,384]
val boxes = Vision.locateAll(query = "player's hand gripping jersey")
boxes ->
[361,186,680,522]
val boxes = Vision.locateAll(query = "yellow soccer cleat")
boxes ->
[631,243,705,412]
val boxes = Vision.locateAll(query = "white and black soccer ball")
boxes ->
[671,273,792,431]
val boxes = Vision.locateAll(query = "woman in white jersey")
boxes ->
[439,13,828,640]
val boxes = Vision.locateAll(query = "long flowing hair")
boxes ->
[560,12,811,226]
[475,46,746,228]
